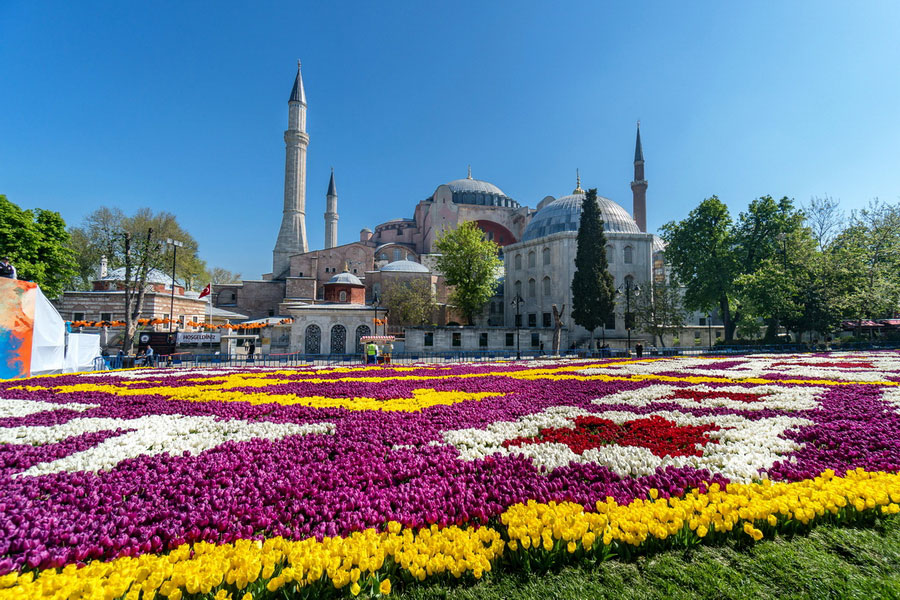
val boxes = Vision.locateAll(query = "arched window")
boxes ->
[514,280,522,297]
[393,248,402,261]
[355,325,371,353]
[330,324,346,354]
[543,276,551,296]
[339,290,347,302]
[304,324,321,354]
[528,278,536,297]
[528,251,536,268]
[542,247,550,266]
[514,254,522,270]
[606,245,614,260]
[624,246,633,264]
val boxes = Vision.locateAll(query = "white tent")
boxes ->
[63,333,102,373]
[30,286,67,374]
[1,279,101,378]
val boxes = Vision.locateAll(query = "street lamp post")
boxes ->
[166,238,183,333]
[617,280,641,353]
[511,294,524,360]
[373,291,380,336]
[707,312,712,348]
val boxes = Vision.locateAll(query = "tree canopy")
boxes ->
[661,195,806,342]
[664,194,900,343]
[570,188,616,346]
[68,207,209,291]
[634,277,686,347]
[433,221,502,325]
[68,207,210,353]
[381,278,436,327]
[0,195,76,297]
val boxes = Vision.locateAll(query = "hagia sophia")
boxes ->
[212,62,666,354]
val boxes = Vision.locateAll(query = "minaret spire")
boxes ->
[273,61,310,277]
[573,168,584,194]
[467,165,473,179]
[325,168,339,249]
[630,120,648,232]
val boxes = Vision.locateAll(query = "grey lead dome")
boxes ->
[521,192,641,242]
[326,272,364,286]
[380,260,429,273]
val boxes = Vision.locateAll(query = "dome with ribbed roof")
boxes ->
[438,169,520,208]
[521,192,641,242]
[380,260,429,273]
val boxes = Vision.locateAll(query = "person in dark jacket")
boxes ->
[0,257,16,280]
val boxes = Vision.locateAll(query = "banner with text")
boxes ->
[177,332,221,344]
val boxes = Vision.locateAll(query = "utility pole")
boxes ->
[166,239,183,333]
[617,280,640,352]
[511,294,524,360]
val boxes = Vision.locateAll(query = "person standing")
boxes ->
[142,345,154,367]
[365,341,377,365]
[0,256,16,280]
[248,340,256,362]
[635,343,643,359]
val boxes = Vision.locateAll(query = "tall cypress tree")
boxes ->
[571,188,616,348]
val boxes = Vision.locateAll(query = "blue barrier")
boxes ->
[90,341,900,371]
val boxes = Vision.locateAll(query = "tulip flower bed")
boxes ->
[1,352,900,599]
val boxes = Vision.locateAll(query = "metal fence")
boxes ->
[95,340,900,371]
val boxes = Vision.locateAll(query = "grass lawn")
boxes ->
[395,518,900,600]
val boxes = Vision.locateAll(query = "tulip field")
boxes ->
[1,352,900,598]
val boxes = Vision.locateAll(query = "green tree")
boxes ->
[831,199,900,326]
[69,207,210,352]
[661,196,738,340]
[210,267,242,285]
[0,195,76,297]
[434,221,502,325]
[571,188,616,348]
[662,195,805,342]
[634,277,686,347]
[381,278,436,327]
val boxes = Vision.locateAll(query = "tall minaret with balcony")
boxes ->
[630,121,648,233]
[272,60,310,278]
[324,168,338,249]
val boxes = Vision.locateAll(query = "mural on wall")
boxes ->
[0,279,37,379]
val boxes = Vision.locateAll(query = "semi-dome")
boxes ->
[521,192,641,242]
[325,271,364,286]
[380,260,429,273]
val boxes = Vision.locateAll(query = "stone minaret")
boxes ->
[630,121,648,233]
[272,60,310,278]
[324,168,338,249]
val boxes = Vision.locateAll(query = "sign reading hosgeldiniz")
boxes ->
[176,332,221,343]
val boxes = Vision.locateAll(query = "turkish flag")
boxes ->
[199,283,211,299]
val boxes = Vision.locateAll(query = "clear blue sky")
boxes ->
[2,1,899,279]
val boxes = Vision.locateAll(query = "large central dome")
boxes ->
[438,170,520,208]
[521,192,641,242]
[446,177,506,196]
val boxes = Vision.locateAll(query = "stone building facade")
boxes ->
[55,268,213,330]
[215,63,686,353]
